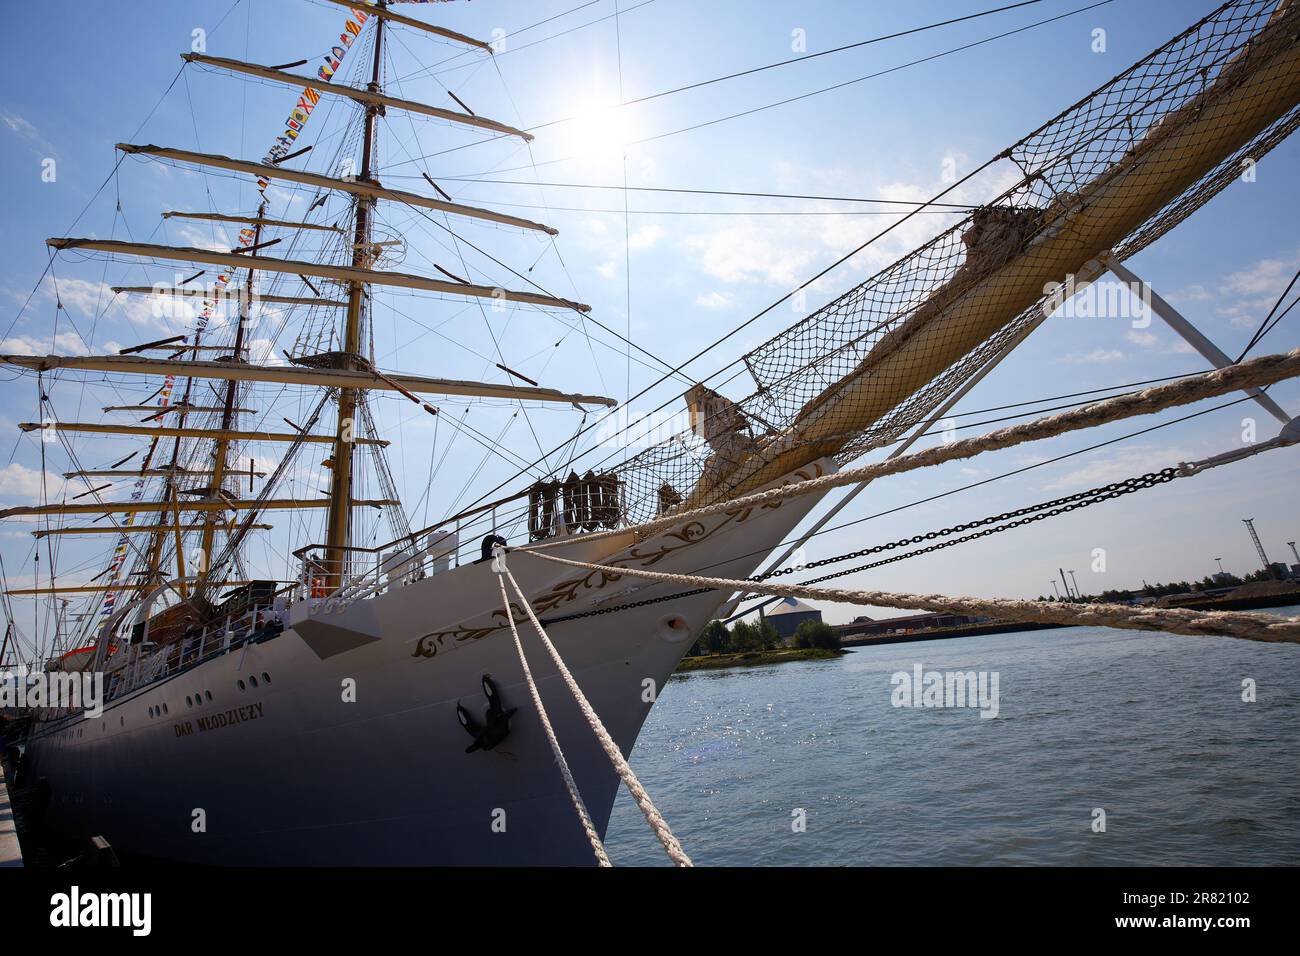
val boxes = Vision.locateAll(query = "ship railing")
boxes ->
[308,478,627,609]
[106,601,283,701]
[293,478,613,608]
[294,512,478,609]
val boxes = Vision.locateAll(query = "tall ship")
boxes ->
[2,0,1299,865]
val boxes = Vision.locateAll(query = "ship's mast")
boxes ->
[324,10,384,589]
[3,1,611,611]
[197,208,263,593]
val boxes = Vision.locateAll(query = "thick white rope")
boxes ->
[525,348,1300,552]
[500,563,693,867]
[495,574,611,867]
[518,551,1300,645]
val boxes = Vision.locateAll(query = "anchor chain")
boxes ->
[541,468,1181,625]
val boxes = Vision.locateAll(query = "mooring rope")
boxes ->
[495,574,611,867]
[526,348,1300,552]
[497,553,693,867]
[517,550,1300,645]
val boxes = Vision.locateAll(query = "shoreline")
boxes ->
[675,647,846,673]
[840,588,1300,648]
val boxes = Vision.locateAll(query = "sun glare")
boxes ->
[559,98,634,159]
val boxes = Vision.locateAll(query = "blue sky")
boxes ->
[1,0,1298,646]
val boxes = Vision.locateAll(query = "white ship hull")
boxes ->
[19,461,833,865]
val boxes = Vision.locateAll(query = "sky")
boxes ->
[1,0,1298,654]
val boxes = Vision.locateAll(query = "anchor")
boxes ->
[455,674,517,754]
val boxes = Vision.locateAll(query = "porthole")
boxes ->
[237,680,246,691]
[120,716,124,726]
[186,696,192,708]
[162,703,169,715]
[261,672,271,684]
[249,675,258,688]
[205,690,212,702]
[147,707,154,718]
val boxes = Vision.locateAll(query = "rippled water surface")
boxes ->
[603,609,1300,866]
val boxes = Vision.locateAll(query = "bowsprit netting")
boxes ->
[603,0,1300,528]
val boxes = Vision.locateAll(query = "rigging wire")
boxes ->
[432,0,1136,527]
[427,0,1116,176]
[375,80,554,468]
[532,0,1045,130]
[391,0,655,84]
[449,150,1011,517]
[401,177,981,209]
[598,391,1269,625]
[21,2,361,646]
[486,50,615,399]
[3,0,246,348]
[388,190,695,386]
[409,201,974,218]
[614,0,633,433]
[1236,264,1300,361]
[382,0,1058,170]
[359,42,684,391]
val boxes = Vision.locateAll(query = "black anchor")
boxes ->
[456,674,517,754]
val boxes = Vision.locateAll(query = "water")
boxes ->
[603,607,1300,866]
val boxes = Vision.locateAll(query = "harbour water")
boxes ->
[604,607,1300,866]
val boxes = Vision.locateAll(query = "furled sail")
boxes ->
[116,144,558,235]
[2,353,617,407]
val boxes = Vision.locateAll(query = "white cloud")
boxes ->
[0,462,65,504]
[685,220,822,287]
[627,224,665,251]
[1165,283,1211,306]
[37,275,205,331]
[694,291,733,310]
[678,153,1021,293]
[245,338,285,365]
[1214,250,1300,328]
[1059,348,1125,364]
[0,331,93,356]
[171,224,236,253]
[1221,255,1298,297]
[2,113,57,159]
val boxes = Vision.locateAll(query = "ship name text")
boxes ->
[174,702,264,737]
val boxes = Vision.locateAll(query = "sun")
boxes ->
[558,97,634,160]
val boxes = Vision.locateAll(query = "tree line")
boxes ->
[688,618,841,656]
[1035,567,1283,603]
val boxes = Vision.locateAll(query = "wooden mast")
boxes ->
[324,9,384,589]
[197,210,261,594]
[147,336,207,595]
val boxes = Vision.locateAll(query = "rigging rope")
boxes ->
[1236,263,1300,360]
[528,347,1300,553]
[518,549,1300,646]
[497,548,692,866]
[495,573,611,867]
